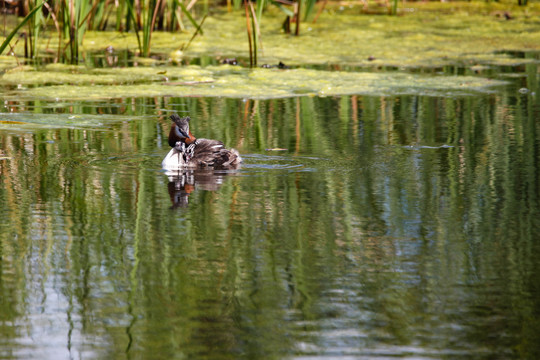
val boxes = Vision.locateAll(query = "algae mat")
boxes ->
[1,64,506,100]
[2,3,540,68]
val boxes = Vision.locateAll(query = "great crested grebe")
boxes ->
[162,114,242,170]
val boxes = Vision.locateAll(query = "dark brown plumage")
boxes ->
[162,114,242,170]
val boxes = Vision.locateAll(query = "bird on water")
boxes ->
[162,114,242,170]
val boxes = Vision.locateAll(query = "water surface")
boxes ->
[1,61,539,359]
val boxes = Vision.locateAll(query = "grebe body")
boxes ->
[162,114,242,170]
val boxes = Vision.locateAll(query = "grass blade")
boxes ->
[303,0,316,21]
[125,0,142,54]
[173,0,203,35]
[295,0,300,35]
[181,13,207,51]
[0,1,45,55]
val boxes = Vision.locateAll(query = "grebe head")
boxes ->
[171,114,190,138]
[169,114,198,145]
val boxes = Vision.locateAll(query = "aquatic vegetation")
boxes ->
[0,64,507,100]
[244,0,258,67]
[0,2,44,58]
[0,2,537,103]
[0,0,205,62]
[2,2,540,66]
[73,3,540,67]
[0,112,131,131]
[130,0,204,57]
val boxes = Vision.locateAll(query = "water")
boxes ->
[1,63,539,359]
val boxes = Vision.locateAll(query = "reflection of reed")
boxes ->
[1,87,540,358]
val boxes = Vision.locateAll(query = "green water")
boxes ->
[1,59,540,359]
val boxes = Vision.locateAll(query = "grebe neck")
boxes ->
[185,131,197,145]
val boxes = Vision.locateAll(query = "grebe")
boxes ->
[162,114,242,170]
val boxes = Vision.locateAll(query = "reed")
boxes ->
[0,0,445,64]
[390,0,398,15]
[142,0,162,57]
[180,12,206,51]
[295,0,300,35]
[272,0,320,36]
[244,0,254,66]
[124,0,203,57]
[0,1,44,56]
[2,0,206,62]
[303,0,317,21]
[62,0,93,63]
[172,0,202,34]
[24,0,43,59]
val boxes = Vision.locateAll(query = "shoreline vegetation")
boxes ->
[1,1,539,101]
[1,1,539,68]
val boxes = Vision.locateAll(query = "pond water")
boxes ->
[1,58,539,359]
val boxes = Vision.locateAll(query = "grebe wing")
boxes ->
[192,139,241,168]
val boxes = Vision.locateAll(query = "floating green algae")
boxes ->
[1,64,506,100]
[0,63,215,86]
[0,112,136,131]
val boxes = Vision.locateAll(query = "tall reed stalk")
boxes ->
[303,0,316,21]
[60,0,92,63]
[390,0,399,15]
[142,0,162,57]
[273,0,319,36]
[2,0,207,62]
[25,0,44,59]
[242,0,265,67]
[244,0,254,66]
[0,1,44,56]
[4,0,385,64]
